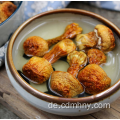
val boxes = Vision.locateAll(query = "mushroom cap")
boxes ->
[75,32,97,50]
[78,64,111,95]
[22,57,53,84]
[50,71,84,98]
[87,49,107,65]
[23,36,49,57]
[94,24,115,53]
[57,39,76,55]
[67,51,87,66]
[63,23,83,39]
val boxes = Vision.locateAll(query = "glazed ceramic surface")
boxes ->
[5,10,120,116]
[0,1,24,47]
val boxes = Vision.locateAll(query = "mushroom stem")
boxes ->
[67,51,87,77]
[47,36,62,47]
[67,64,84,77]
[43,45,63,64]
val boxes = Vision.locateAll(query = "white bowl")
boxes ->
[0,1,24,47]
[5,9,120,116]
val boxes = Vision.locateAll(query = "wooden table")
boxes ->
[0,66,120,119]
[0,2,120,119]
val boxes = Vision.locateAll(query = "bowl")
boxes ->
[0,1,24,47]
[5,9,120,116]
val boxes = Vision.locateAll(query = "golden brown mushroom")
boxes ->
[23,36,48,57]
[87,49,107,65]
[44,39,76,64]
[75,31,97,51]
[50,71,84,98]
[78,64,111,95]
[23,23,82,57]
[67,51,87,77]
[94,24,115,53]
[22,57,53,84]
[75,24,115,53]
[0,1,17,23]
[47,23,83,47]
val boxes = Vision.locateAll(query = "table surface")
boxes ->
[0,1,120,119]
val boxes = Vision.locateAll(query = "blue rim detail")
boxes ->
[0,1,23,26]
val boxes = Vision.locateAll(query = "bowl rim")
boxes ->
[0,1,23,26]
[7,8,120,104]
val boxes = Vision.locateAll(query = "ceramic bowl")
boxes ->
[0,1,24,47]
[5,9,120,116]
